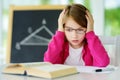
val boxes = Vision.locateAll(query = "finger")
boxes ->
[86,10,94,22]
[86,10,92,16]
[85,14,91,23]
[61,9,66,15]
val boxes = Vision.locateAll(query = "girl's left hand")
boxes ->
[85,10,94,33]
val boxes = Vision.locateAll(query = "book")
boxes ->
[2,62,78,78]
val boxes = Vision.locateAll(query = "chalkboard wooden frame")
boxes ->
[6,5,65,63]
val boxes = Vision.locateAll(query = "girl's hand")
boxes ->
[85,10,94,33]
[58,9,65,32]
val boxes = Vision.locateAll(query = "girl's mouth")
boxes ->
[72,40,79,43]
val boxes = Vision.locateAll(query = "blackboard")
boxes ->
[7,5,64,63]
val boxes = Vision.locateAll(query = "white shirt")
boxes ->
[64,45,85,66]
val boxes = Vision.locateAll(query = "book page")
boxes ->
[2,62,51,74]
[22,62,51,67]
[26,64,77,78]
[29,64,76,72]
[3,65,25,74]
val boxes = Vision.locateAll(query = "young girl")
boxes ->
[44,4,110,67]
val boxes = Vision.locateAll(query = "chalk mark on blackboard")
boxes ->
[15,19,54,50]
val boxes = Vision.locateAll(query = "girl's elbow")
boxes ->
[94,57,110,67]
[99,58,110,67]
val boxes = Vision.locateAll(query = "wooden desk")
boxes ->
[0,65,120,80]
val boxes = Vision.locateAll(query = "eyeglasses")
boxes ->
[64,27,86,34]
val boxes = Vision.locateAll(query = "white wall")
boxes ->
[0,0,3,49]
[0,0,3,64]
[90,0,104,35]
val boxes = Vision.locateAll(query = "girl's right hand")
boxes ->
[58,9,66,32]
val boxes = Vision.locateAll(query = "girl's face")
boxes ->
[64,17,86,49]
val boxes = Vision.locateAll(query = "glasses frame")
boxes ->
[64,27,86,34]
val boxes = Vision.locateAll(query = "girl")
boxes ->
[44,4,110,67]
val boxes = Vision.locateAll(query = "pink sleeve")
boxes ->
[85,31,110,67]
[44,31,65,64]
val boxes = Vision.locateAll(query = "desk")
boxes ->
[0,64,120,80]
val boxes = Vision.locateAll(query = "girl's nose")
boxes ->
[71,30,77,38]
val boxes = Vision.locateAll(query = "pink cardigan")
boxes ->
[44,31,110,67]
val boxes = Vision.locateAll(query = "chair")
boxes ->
[98,35,120,66]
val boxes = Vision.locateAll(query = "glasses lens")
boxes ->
[76,29,85,34]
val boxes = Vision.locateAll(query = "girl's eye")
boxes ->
[65,28,73,32]
[76,29,85,34]
[77,29,84,32]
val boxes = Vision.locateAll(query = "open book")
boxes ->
[2,62,78,78]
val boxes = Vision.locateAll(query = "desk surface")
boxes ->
[0,64,120,80]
